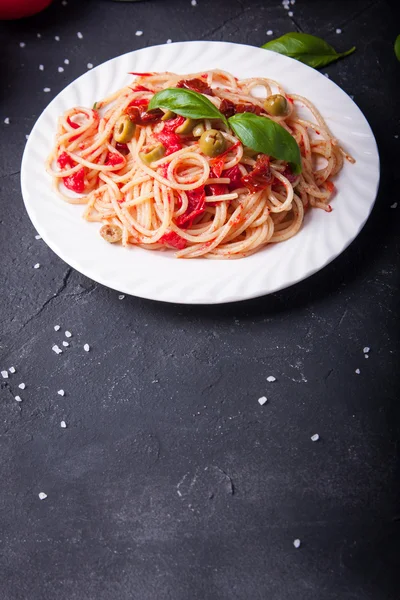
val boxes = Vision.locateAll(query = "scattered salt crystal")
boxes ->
[64,59,69,65]
[38,492,47,500]
[1,370,8,379]
[54,325,60,331]
[267,30,273,36]
[52,344,62,355]
[365,354,369,359]
[57,389,65,396]
[19,42,26,48]
[118,294,125,300]
[191,0,197,5]
[324,73,330,78]
[288,11,293,16]
[35,234,41,240]
[311,433,319,442]
[26,134,29,140]
[291,0,295,4]
[363,346,370,354]
[39,64,44,71]
[267,375,276,382]
[395,135,399,139]
[15,396,22,402]
[62,0,67,5]
[4,117,10,124]
[258,396,268,406]
[43,88,51,93]
[87,63,93,69]
[65,331,72,338]
[83,343,90,352]
[55,36,60,41]
[60,421,67,428]
[58,66,64,73]
[37,33,41,38]
[293,539,301,548]
[336,28,342,34]
[390,202,398,209]
[355,368,360,374]
[9,367,16,374]
[34,263,40,269]
[166,39,172,44]
[135,30,143,36]
[18,383,26,390]
[77,32,83,39]
[62,341,69,347]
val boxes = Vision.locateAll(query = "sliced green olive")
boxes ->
[263,94,289,117]
[139,143,166,165]
[175,118,196,135]
[100,223,122,244]
[113,115,136,143]
[199,129,226,157]
[192,123,205,137]
[161,110,175,121]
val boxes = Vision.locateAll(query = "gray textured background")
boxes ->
[0,1,399,598]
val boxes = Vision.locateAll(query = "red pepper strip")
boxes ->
[223,165,242,190]
[115,142,129,155]
[242,155,273,192]
[128,72,154,76]
[131,85,151,92]
[105,152,124,167]
[205,168,229,199]
[162,115,185,132]
[57,151,73,169]
[160,231,187,249]
[158,164,169,179]
[287,96,294,104]
[209,141,241,178]
[325,180,335,193]
[155,131,182,155]
[127,97,150,107]
[66,116,81,141]
[282,165,298,184]
[126,104,163,125]
[63,167,85,193]
[176,187,206,227]
[176,78,214,96]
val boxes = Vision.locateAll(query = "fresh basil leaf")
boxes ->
[92,101,98,110]
[395,35,400,62]
[148,88,227,125]
[228,112,302,174]
[262,32,355,69]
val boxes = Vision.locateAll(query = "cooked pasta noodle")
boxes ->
[47,69,354,258]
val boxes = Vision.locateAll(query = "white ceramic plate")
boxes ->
[21,41,379,304]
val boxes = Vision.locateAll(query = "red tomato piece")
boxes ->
[242,155,273,192]
[223,165,242,190]
[162,115,185,132]
[160,231,187,249]
[105,152,124,167]
[63,167,85,193]
[57,151,73,169]
[176,187,206,227]
[155,131,182,155]
[0,0,52,19]
[282,165,298,183]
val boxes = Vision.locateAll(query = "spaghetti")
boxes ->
[47,69,354,259]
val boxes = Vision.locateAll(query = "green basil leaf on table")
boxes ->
[148,88,227,125]
[395,35,400,62]
[262,32,356,69]
[228,112,302,174]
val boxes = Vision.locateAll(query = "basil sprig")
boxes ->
[149,88,228,125]
[148,88,301,172]
[395,35,400,62]
[229,113,302,174]
[262,32,355,69]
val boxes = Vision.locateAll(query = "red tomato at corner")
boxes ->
[0,0,52,20]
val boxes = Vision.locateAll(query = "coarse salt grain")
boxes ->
[83,343,90,352]
[355,368,360,374]
[39,64,44,71]
[288,11,293,16]
[293,539,301,548]
[38,492,47,500]
[267,30,273,35]
[60,421,67,428]
[363,346,370,354]
[390,202,398,209]
[52,344,62,355]
[311,433,319,442]
[77,32,83,39]
[267,375,276,382]
[34,263,40,269]
[87,63,93,69]
[62,341,69,347]
[395,135,399,139]
[26,134,29,140]
[166,39,172,43]
[57,389,65,396]
[19,42,26,48]
[18,383,26,390]
[4,117,10,124]
[15,396,22,402]
[62,0,67,5]
[65,331,72,338]
[35,234,41,240]
[1,370,8,379]
[54,325,60,331]
[64,59,69,65]
[258,396,268,406]
[44,88,51,93]
[324,73,330,78]
[135,30,143,36]
[37,33,41,38]
[336,28,342,34]
[291,0,295,4]
[191,0,197,5]
[55,36,60,41]
[58,67,64,73]
[118,294,125,300]
[9,367,16,374]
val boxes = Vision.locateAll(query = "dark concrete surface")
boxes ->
[0,1,399,598]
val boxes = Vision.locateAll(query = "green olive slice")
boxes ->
[139,143,166,165]
[113,115,136,143]
[192,123,205,137]
[175,118,197,134]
